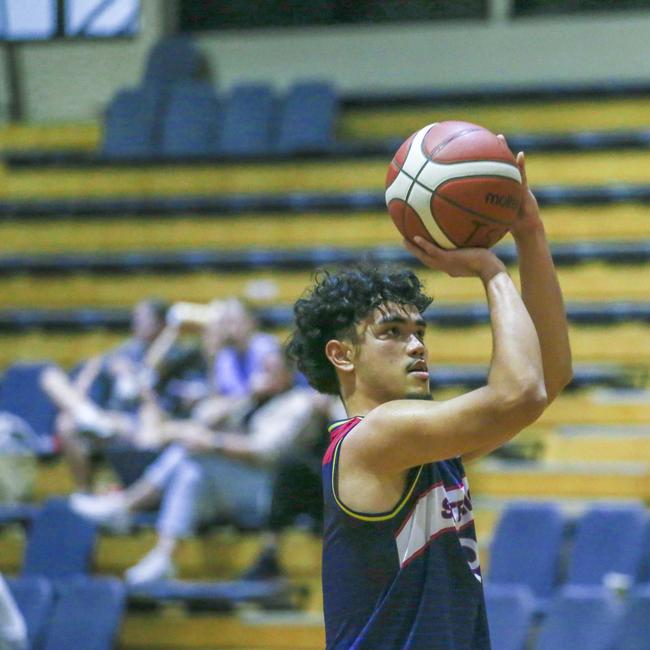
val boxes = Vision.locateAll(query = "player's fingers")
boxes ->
[412,236,444,257]
[516,151,528,187]
[403,239,444,269]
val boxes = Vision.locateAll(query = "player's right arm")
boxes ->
[346,239,547,474]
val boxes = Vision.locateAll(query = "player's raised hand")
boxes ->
[496,134,542,236]
[404,236,506,282]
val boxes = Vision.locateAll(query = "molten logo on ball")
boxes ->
[484,193,520,210]
[385,121,523,249]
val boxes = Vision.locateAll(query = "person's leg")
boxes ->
[125,453,206,585]
[69,444,189,531]
[57,412,95,492]
[241,452,323,580]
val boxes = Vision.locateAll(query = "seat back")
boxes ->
[536,585,621,650]
[608,583,650,650]
[143,37,204,86]
[22,498,97,579]
[161,81,221,157]
[7,575,54,650]
[488,501,564,598]
[276,80,337,154]
[43,577,126,650]
[567,503,646,586]
[218,83,276,156]
[0,361,58,453]
[102,86,167,158]
[484,584,535,650]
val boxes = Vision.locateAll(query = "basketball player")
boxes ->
[286,153,571,649]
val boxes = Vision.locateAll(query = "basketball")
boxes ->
[385,121,523,249]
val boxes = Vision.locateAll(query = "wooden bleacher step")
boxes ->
[339,97,650,139]
[0,205,648,253]
[5,150,650,200]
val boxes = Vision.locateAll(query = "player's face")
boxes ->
[352,302,430,403]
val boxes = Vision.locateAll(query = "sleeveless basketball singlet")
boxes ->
[322,417,491,650]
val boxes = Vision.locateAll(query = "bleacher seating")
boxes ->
[160,81,221,157]
[6,575,54,650]
[487,502,565,601]
[484,583,535,650]
[275,81,337,154]
[101,86,166,159]
[1,49,650,647]
[610,584,650,650]
[566,503,647,587]
[42,576,126,650]
[142,37,205,88]
[22,498,97,579]
[218,83,277,156]
[535,585,621,650]
[0,362,58,455]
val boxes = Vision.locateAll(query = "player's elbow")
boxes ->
[546,361,574,404]
[495,378,547,430]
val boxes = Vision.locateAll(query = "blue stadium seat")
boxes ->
[143,37,204,86]
[276,80,337,154]
[0,361,58,455]
[161,81,221,157]
[7,576,54,650]
[566,503,647,587]
[218,83,276,156]
[43,576,126,650]
[484,584,535,650]
[608,583,650,650]
[634,517,650,584]
[22,498,97,579]
[487,501,565,600]
[102,86,167,158]
[536,585,621,650]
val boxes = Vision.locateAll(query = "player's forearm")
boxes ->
[514,224,573,402]
[484,271,547,419]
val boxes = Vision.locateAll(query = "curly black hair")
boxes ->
[286,263,432,395]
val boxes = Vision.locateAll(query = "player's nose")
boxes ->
[407,333,426,356]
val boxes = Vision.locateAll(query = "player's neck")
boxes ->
[343,392,383,418]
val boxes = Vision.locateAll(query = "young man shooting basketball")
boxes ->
[286,153,571,649]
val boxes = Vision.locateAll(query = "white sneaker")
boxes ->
[125,548,176,586]
[69,492,131,533]
[74,404,115,440]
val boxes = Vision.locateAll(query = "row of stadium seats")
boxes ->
[5,497,650,649]
[103,79,337,159]
[486,582,650,650]
[3,575,124,650]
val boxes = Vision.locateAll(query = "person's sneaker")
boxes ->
[125,549,176,586]
[239,548,283,581]
[74,404,115,440]
[69,492,131,533]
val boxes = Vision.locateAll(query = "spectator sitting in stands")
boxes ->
[69,349,331,586]
[40,299,170,493]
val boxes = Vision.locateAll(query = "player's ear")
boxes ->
[325,339,354,374]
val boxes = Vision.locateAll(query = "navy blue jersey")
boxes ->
[322,417,490,650]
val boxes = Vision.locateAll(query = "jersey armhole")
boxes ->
[330,434,423,522]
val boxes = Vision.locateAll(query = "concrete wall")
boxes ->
[5,2,650,123]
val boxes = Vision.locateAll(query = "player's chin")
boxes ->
[405,390,433,401]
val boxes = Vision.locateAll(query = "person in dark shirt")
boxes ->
[286,152,572,649]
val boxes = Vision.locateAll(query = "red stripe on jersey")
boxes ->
[322,417,362,465]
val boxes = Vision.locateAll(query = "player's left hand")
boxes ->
[497,135,543,236]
